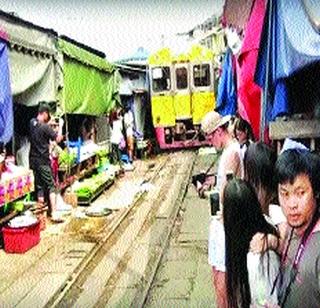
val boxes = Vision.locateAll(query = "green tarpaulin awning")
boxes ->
[58,38,120,116]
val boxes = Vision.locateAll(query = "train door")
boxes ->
[172,62,194,141]
[149,65,175,146]
[173,63,191,119]
[190,62,215,125]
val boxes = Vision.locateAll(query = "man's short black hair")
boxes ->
[275,149,320,197]
[38,102,51,119]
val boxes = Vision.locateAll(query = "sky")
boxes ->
[0,0,224,61]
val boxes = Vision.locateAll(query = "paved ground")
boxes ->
[58,151,196,307]
[0,150,218,307]
[0,155,166,307]
[144,151,217,307]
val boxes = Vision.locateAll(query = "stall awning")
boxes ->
[58,38,113,73]
[58,38,120,116]
[0,11,61,107]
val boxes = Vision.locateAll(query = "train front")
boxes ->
[148,45,216,149]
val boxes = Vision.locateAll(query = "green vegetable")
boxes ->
[59,150,76,168]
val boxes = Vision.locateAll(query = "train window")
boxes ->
[176,67,188,90]
[193,64,210,87]
[152,67,171,92]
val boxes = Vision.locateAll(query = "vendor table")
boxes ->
[77,178,114,206]
[58,154,99,190]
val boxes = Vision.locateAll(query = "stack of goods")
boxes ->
[95,148,109,172]
[0,164,34,205]
[66,140,101,164]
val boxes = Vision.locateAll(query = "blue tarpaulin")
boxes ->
[0,39,13,144]
[255,0,320,120]
[215,48,237,116]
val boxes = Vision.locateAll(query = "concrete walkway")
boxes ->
[145,152,217,307]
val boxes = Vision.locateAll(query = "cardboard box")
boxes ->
[63,191,78,208]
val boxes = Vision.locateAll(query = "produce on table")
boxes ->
[58,150,77,169]
[72,172,113,199]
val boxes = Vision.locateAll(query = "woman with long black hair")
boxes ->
[223,179,280,307]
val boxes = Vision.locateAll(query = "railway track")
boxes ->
[48,150,197,307]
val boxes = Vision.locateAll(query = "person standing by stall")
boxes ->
[109,109,124,166]
[123,105,135,163]
[29,104,64,222]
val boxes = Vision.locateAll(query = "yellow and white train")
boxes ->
[148,45,216,149]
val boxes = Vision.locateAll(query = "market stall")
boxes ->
[0,14,42,253]
[56,36,121,202]
[0,11,61,107]
[0,19,36,237]
[117,47,151,157]
[0,10,62,169]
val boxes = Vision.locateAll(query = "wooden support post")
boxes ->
[310,138,315,151]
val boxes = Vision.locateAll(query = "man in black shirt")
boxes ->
[29,104,63,222]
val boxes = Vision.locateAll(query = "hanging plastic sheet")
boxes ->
[10,52,58,106]
[215,48,237,116]
[255,0,320,119]
[237,0,266,139]
[0,12,60,106]
[0,39,13,143]
[270,80,290,120]
[132,94,146,138]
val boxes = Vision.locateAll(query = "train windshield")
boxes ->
[193,64,210,87]
[152,67,171,92]
[175,67,188,90]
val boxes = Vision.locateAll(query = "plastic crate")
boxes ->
[2,221,40,253]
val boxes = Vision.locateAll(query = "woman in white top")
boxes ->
[234,116,254,178]
[223,179,280,308]
[109,110,124,165]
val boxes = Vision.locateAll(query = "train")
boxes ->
[148,45,216,149]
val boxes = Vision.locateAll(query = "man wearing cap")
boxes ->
[201,111,242,308]
[29,104,64,222]
[200,111,242,194]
